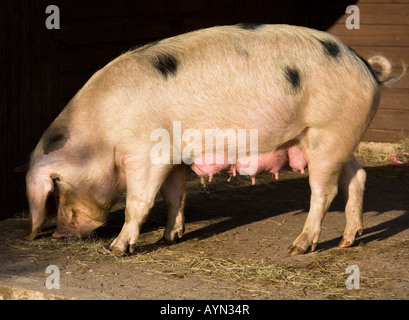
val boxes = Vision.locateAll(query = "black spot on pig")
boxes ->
[319,39,341,58]
[284,66,301,92]
[237,23,264,30]
[43,126,70,154]
[152,53,179,79]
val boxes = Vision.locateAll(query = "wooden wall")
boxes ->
[327,0,409,142]
[2,0,408,218]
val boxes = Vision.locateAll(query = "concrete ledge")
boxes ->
[0,274,113,300]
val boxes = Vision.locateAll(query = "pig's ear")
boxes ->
[25,167,55,240]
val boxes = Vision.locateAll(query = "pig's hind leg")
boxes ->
[110,158,172,255]
[159,165,187,244]
[338,157,365,248]
[287,128,354,255]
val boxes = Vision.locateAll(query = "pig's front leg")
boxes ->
[110,158,171,255]
[159,165,187,244]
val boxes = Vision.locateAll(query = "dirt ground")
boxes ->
[1,142,409,300]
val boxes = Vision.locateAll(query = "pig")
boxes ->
[26,24,406,255]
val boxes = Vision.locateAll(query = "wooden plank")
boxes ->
[330,4,409,25]
[369,108,409,130]
[303,0,359,30]
[362,128,409,143]
[328,24,409,47]
[357,4,408,25]
[376,67,408,89]
[380,89,409,109]
[379,68,409,89]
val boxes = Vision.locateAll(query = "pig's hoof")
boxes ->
[157,234,182,245]
[110,244,137,256]
[25,232,37,241]
[111,247,127,256]
[157,237,174,245]
[288,230,320,255]
[287,239,319,255]
[286,245,307,255]
[161,226,185,245]
[109,240,137,256]
[338,238,353,248]
[338,228,363,248]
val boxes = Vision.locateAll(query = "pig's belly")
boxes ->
[190,145,307,185]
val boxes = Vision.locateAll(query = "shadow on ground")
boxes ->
[96,164,409,253]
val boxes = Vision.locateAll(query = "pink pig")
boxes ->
[26,24,405,255]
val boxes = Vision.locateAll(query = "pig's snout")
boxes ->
[52,226,79,239]
[52,208,105,239]
[52,222,96,239]
[52,218,82,239]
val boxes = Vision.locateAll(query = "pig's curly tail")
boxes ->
[368,55,407,86]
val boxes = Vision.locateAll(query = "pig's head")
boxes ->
[26,129,124,240]
[26,162,118,240]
